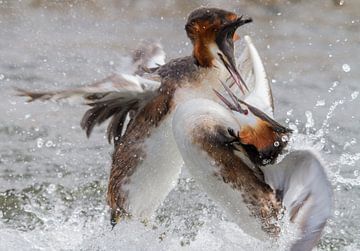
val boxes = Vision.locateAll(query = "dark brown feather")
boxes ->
[80,97,140,141]
[106,109,130,145]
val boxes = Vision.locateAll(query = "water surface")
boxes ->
[0,0,359,250]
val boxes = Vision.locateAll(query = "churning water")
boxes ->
[0,0,359,250]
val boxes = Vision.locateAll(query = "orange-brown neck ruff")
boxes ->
[238,120,289,166]
[189,20,219,67]
[239,120,278,150]
[193,39,214,67]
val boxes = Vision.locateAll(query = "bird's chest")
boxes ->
[173,67,228,105]
[122,116,183,218]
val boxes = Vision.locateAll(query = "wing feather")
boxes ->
[261,149,333,251]
[234,36,274,117]
[15,41,164,144]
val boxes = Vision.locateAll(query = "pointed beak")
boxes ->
[213,80,248,115]
[216,17,252,94]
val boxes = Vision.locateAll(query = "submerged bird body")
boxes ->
[16,7,332,251]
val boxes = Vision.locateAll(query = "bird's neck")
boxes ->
[193,39,215,68]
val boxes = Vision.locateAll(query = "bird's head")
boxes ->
[185,7,252,93]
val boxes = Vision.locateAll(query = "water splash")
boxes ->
[284,89,360,188]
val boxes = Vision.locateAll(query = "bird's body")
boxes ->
[173,98,281,239]
[108,55,232,221]
[16,7,332,251]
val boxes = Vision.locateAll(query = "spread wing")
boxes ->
[15,41,165,144]
[15,73,159,104]
[260,149,333,251]
[232,35,274,117]
[15,40,165,104]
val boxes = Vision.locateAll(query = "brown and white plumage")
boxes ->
[172,35,332,250]
[16,8,332,251]
[172,97,332,250]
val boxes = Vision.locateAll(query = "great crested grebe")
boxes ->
[16,8,332,251]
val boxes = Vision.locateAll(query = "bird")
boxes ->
[16,7,332,251]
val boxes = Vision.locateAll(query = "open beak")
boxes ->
[216,16,252,94]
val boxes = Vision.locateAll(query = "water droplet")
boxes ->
[342,64,351,72]
[324,226,333,234]
[337,0,345,6]
[316,100,326,106]
[47,184,56,194]
[305,111,314,128]
[354,170,359,177]
[109,60,114,66]
[286,109,293,116]
[328,81,340,93]
[274,141,280,147]
[0,74,4,80]
[351,91,359,100]
[24,204,32,211]
[37,138,44,148]
[45,140,53,148]
[281,135,289,142]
